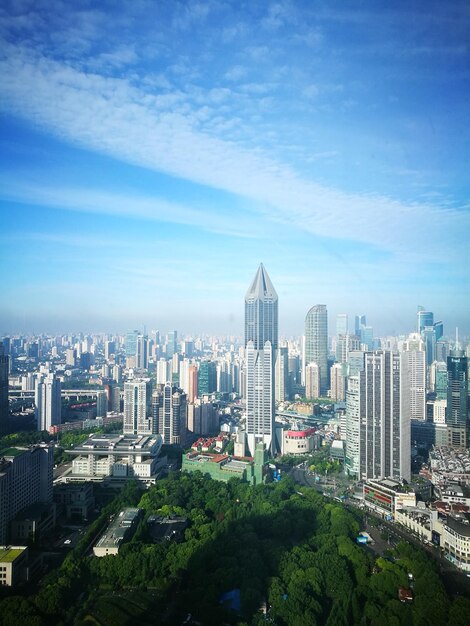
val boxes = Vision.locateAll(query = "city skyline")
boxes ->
[1,1,469,336]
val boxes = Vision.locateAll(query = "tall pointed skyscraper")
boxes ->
[245,263,278,456]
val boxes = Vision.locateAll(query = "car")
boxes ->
[64,539,71,545]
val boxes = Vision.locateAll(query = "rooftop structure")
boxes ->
[64,433,164,486]
[93,508,141,557]
[0,546,28,587]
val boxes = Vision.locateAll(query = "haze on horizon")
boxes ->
[0,1,469,338]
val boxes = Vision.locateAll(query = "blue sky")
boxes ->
[0,0,469,337]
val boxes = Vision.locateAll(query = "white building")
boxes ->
[400,333,426,421]
[123,379,152,435]
[305,362,320,400]
[35,373,61,432]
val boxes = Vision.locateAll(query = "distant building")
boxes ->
[305,362,320,400]
[123,379,153,435]
[304,305,328,395]
[198,360,217,395]
[446,351,468,449]
[0,345,9,436]
[152,383,187,445]
[35,373,61,431]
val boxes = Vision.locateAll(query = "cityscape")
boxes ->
[1,1,470,625]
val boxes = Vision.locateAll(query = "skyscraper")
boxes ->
[446,350,468,449]
[400,333,426,422]
[198,360,217,395]
[245,263,278,456]
[35,373,61,431]
[304,305,328,395]
[152,383,187,445]
[336,314,348,337]
[123,379,152,435]
[0,345,9,436]
[136,334,149,370]
[345,351,410,481]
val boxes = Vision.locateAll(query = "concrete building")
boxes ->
[304,305,328,395]
[0,345,8,436]
[54,483,95,521]
[245,264,278,456]
[400,333,426,422]
[0,546,28,587]
[65,434,163,486]
[282,427,316,455]
[35,373,61,431]
[186,399,218,437]
[345,351,410,481]
[93,508,142,557]
[275,345,289,402]
[443,516,470,572]
[363,479,416,517]
[182,442,268,485]
[446,351,468,449]
[330,362,346,402]
[152,383,187,445]
[305,362,320,400]
[123,379,153,436]
[0,444,53,544]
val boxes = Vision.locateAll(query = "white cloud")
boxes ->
[0,40,469,265]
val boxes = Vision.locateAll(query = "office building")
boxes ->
[446,351,468,449]
[64,434,163,486]
[187,399,218,436]
[125,330,139,358]
[400,333,426,422]
[330,362,346,402]
[305,362,320,399]
[123,379,153,436]
[336,314,348,337]
[198,360,217,395]
[0,345,9,436]
[245,264,278,456]
[345,351,410,482]
[166,331,178,358]
[305,305,328,395]
[35,373,61,431]
[136,335,149,370]
[275,345,289,402]
[152,383,187,445]
[0,445,53,544]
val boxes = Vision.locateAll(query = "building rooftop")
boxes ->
[67,433,162,456]
[0,447,25,458]
[94,508,141,551]
[0,547,26,563]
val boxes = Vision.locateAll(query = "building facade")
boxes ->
[244,264,278,456]
[304,305,328,395]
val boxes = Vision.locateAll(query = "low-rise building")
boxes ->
[53,483,95,520]
[64,434,164,486]
[394,506,442,544]
[182,442,268,485]
[93,508,141,557]
[363,479,416,517]
[282,427,316,455]
[443,516,470,572]
[0,546,28,587]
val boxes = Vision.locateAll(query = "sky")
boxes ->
[0,0,469,338]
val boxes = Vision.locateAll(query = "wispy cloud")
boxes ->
[0,40,468,263]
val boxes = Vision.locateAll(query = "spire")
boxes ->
[245,263,278,301]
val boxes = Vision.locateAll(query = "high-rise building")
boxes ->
[152,383,187,445]
[245,263,278,456]
[330,363,346,402]
[400,333,426,422]
[104,340,115,360]
[166,331,178,358]
[417,309,433,334]
[275,345,289,402]
[198,360,217,395]
[125,330,139,358]
[0,444,53,544]
[187,399,218,436]
[446,351,468,449]
[355,314,367,337]
[305,362,320,400]
[336,314,348,337]
[123,379,152,435]
[136,335,149,370]
[35,373,61,431]
[0,345,9,436]
[96,391,108,418]
[304,305,328,395]
[345,351,410,481]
